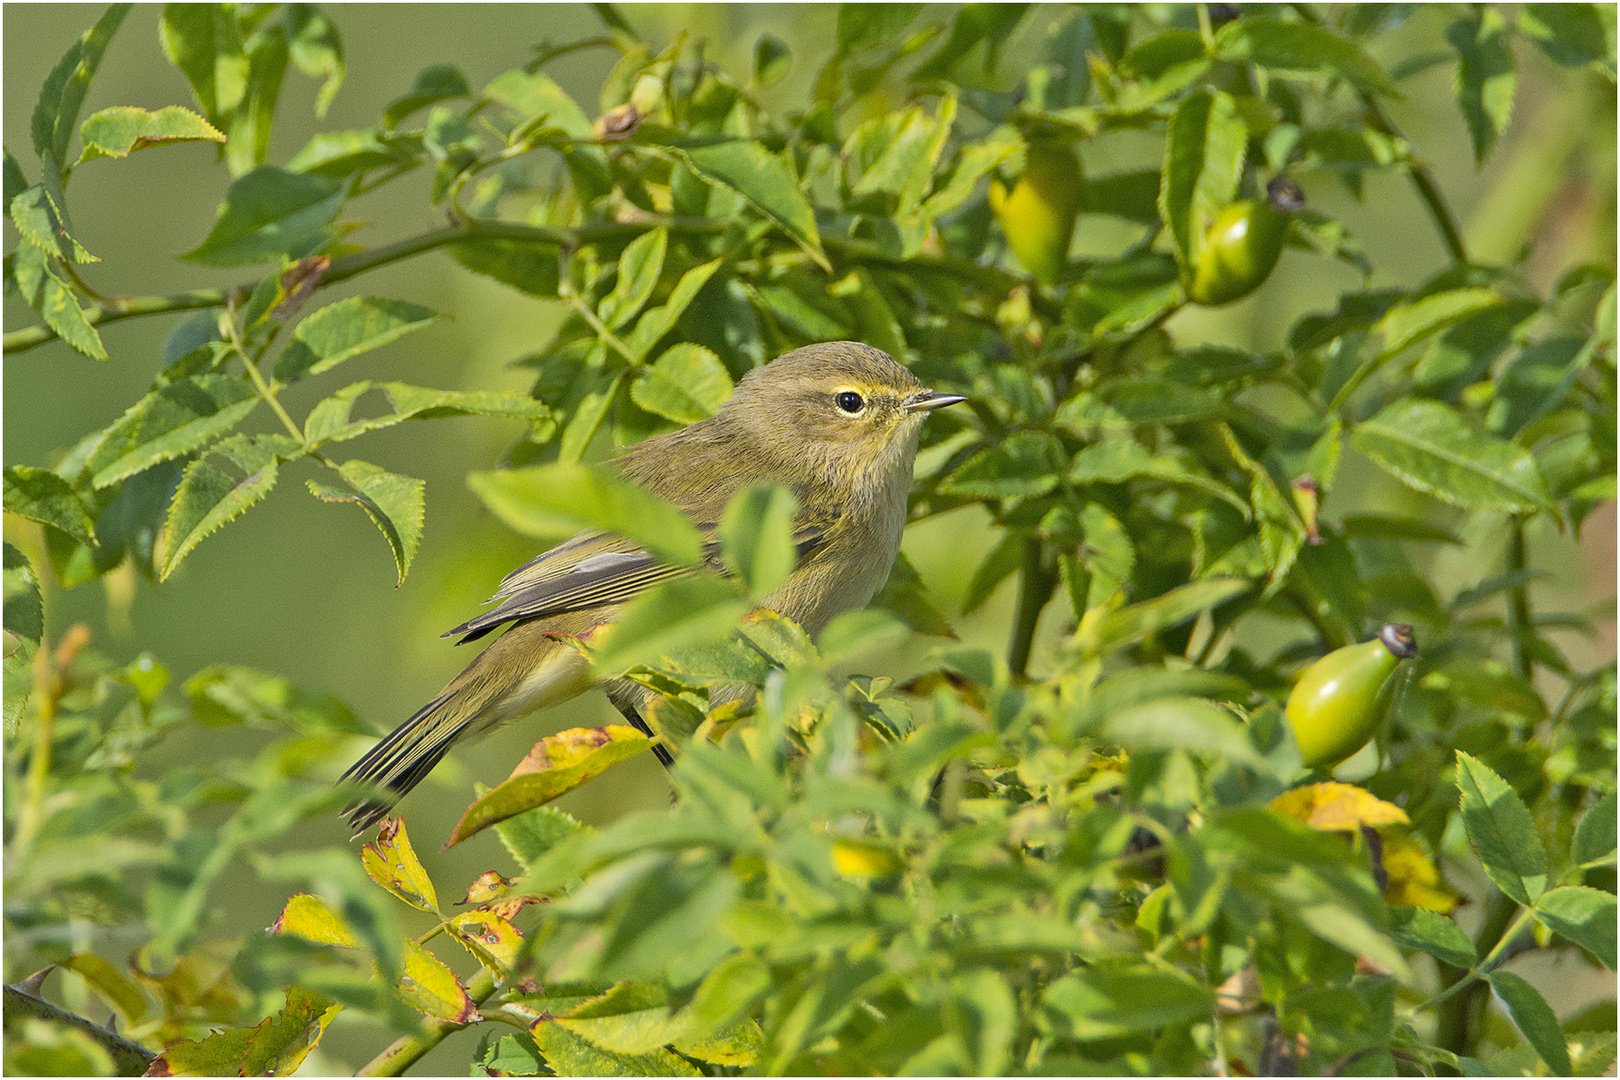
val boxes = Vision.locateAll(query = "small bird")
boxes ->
[340,341,965,831]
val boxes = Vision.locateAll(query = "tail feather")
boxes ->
[339,689,469,834]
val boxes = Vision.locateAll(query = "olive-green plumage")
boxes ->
[340,342,964,830]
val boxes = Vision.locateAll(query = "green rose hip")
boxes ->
[1286,623,1418,770]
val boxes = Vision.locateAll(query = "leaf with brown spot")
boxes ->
[361,817,439,913]
[449,910,524,972]
[398,941,480,1024]
[462,870,516,905]
[448,726,649,846]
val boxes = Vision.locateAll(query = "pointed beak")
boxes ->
[905,390,968,413]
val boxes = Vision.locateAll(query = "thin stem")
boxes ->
[3,985,155,1075]
[357,965,498,1076]
[1408,904,1534,1020]
[1007,537,1055,677]
[4,218,726,356]
[220,310,308,446]
[557,280,638,365]
[1422,893,1525,1057]
[1285,580,1350,651]
[1288,2,1468,267]
[1505,517,1533,682]
[14,632,59,857]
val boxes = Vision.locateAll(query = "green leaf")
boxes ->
[159,3,248,126]
[161,434,289,580]
[1114,30,1212,110]
[837,4,924,52]
[1445,9,1516,165]
[1376,287,1504,361]
[10,181,94,263]
[911,4,1027,83]
[1341,514,1462,544]
[3,465,95,543]
[961,533,1021,616]
[556,983,688,1056]
[85,374,259,489]
[1534,886,1618,970]
[307,460,424,585]
[850,99,953,220]
[680,141,827,270]
[719,484,800,599]
[630,343,734,424]
[531,1020,700,1078]
[1518,5,1615,75]
[12,243,107,361]
[3,542,43,651]
[383,63,471,128]
[1574,790,1618,867]
[1490,970,1573,1075]
[181,165,346,266]
[484,68,593,138]
[284,4,345,118]
[599,229,666,331]
[1455,750,1548,906]
[467,463,703,565]
[1390,906,1477,968]
[1096,697,1265,767]
[480,1034,546,1076]
[304,381,550,447]
[872,551,955,637]
[942,432,1068,498]
[1068,438,1249,514]
[1213,17,1398,97]
[819,609,907,667]
[287,129,421,178]
[623,259,724,363]
[1040,964,1214,1041]
[226,28,288,176]
[148,1028,256,1077]
[451,235,561,297]
[1160,89,1247,266]
[1077,503,1135,609]
[1353,400,1555,516]
[1084,169,1162,224]
[61,954,146,1026]
[1082,578,1252,655]
[496,805,589,871]
[3,148,28,208]
[754,34,791,86]
[33,3,133,169]
[78,104,225,163]
[274,296,441,382]
[591,576,751,678]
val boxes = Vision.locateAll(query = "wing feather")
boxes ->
[444,525,824,643]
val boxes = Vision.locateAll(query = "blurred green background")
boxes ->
[4,4,1615,1069]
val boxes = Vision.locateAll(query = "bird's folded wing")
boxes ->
[444,524,824,643]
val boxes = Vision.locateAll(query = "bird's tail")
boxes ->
[339,689,469,835]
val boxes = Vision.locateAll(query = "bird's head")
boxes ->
[722,342,966,498]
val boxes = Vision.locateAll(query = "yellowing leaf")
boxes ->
[399,940,479,1023]
[270,893,360,948]
[1270,782,1410,832]
[449,910,524,972]
[360,817,439,913]
[1382,833,1462,914]
[450,726,649,846]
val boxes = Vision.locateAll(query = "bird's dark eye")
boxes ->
[836,391,865,413]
